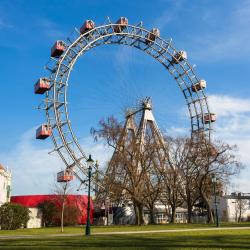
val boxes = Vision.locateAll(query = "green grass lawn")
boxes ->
[0,222,250,236]
[0,229,250,249]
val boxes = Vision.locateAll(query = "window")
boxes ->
[156,214,166,224]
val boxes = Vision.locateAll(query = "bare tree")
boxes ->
[191,138,242,223]
[161,167,183,223]
[54,180,73,232]
[234,193,249,222]
[162,137,200,223]
[143,167,163,224]
[92,116,242,225]
[92,116,166,225]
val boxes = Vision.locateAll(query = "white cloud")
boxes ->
[167,94,250,192]
[187,1,250,62]
[150,1,250,62]
[209,95,250,117]
[0,128,112,196]
[167,126,188,137]
[208,94,250,192]
[208,95,250,141]
[3,94,250,194]
[0,129,62,195]
[79,136,113,168]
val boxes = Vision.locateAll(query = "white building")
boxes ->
[26,208,42,228]
[214,193,250,222]
[0,164,11,206]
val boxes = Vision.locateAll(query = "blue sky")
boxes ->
[0,0,250,195]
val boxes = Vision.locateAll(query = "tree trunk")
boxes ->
[134,202,140,225]
[186,190,193,223]
[170,206,176,223]
[138,203,145,225]
[149,206,155,224]
[61,199,65,233]
[207,204,214,224]
[238,205,242,222]
[200,191,213,223]
[187,201,192,223]
[133,201,145,225]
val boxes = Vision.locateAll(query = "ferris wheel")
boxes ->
[34,17,216,186]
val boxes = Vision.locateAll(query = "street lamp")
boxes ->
[212,174,219,227]
[86,154,94,236]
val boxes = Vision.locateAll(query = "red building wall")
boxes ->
[10,194,93,224]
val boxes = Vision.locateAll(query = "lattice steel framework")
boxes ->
[38,17,214,185]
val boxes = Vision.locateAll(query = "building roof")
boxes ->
[224,195,250,199]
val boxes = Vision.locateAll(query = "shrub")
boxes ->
[0,203,30,230]
[60,204,80,226]
[38,200,57,227]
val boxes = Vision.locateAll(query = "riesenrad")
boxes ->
[34,17,216,186]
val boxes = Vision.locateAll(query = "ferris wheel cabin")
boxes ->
[191,80,206,92]
[80,20,95,34]
[145,28,160,44]
[172,50,187,64]
[114,17,128,33]
[57,170,74,182]
[34,78,50,94]
[203,113,216,124]
[51,41,66,58]
[36,124,52,140]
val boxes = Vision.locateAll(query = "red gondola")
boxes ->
[203,113,216,124]
[172,50,187,64]
[57,170,74,182]
[36,124,52,140]
[80,20,95,34]
[51,41,66,58]
[191,80,206,92]
[145,28,160,44]
[114,17,128,33]
[34,78,50,94]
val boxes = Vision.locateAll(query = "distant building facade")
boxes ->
[11,194,93,228]
[212,193,250,222]
[96,193,250,225]
[0,164,11,206]
[95,201,188,225]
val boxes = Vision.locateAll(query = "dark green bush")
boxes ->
[38,200,57,227]
[0,203,30,230]
[38,200,80,227]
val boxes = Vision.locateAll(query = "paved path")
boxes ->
[0,227,250,239]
